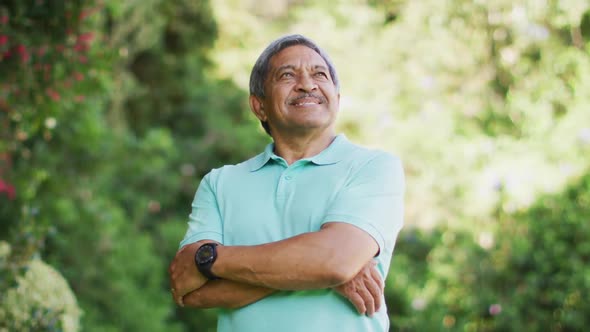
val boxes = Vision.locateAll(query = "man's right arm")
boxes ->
[182,280,275,309]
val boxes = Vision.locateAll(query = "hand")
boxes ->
[169,242,208,306]
[333,260,383,316]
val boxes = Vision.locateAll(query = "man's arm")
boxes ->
[171,240,275,308]
[173,239,276,309]
[182,260,383,316]
[171,224,377,300]
[211,222,379,290]
[183,279,276,309]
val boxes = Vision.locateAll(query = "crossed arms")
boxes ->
[169,222,384,315]
[169,153,404,315]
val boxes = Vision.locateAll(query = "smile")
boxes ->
[289,94,326,106]
[293,101,320,106]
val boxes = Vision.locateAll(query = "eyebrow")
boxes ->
[275,64,329,74]
[275,65,296,74]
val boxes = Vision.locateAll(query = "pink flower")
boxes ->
[15,44,30,63]
[79,10,89,21]
[45,88,61,101]
[74,33,94,53]
[15,44,25,54]
[0,35,7,46]
[489,304,502,316]
[0,179,15,200]
[73,43,89,52]
[0,16,8,25]
[37,45,47,56]
[78,32,94,43]
[73,72,84,81]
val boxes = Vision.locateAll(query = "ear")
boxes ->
[249,95,267,121]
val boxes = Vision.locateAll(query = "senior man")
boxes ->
[169,34,405,332]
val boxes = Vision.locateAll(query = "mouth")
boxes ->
[288,94,326,106]
[292,100,320,106]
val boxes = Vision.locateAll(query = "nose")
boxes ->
[295,73,317,92]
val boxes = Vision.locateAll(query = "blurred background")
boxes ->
[1,0,589,331]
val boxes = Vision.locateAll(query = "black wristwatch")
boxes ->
[195,243,219,280]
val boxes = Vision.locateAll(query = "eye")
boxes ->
[280,72,294,78]
[314,72,328,78]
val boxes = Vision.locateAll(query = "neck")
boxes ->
[271,129,337,165]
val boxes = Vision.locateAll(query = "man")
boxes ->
[169,34,404,332]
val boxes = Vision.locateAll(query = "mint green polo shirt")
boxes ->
[180,134,404,332]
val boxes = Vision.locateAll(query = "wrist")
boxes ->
[195,243,220,280]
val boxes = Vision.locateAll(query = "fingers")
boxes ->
[171,288,185,307]
[334,261,386,317]
[364,274,381,314]
[357,284,375,316]
[369,262,383,289]
[348,291,367,315]
[362,261,384,315]
[168,247,195,305]
[169,262,189,307]
[368,263,383,312]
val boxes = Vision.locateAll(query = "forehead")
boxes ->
[269,45,328,70]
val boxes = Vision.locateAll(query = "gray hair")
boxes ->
[249,34,340,135]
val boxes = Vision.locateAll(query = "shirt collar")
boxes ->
[248,134,348,172]
[248,142,275,172]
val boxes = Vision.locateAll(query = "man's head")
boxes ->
[249,34,340,137]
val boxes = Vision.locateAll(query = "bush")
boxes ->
[390,171,590,331]
[0,241,81,332]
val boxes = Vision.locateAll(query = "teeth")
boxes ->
[295,102,318,106]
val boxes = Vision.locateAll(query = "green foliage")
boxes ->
[1,0,264,331]
[478,173,590,331]
[1,0,590,331]
[396,172,590,332]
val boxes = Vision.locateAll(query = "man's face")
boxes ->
[251,45,340,136]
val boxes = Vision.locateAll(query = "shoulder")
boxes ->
[334,140,405,194]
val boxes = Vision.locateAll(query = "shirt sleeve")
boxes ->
[321,153,405,257]
[179,172,224,248]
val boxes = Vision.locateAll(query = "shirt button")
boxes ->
[284,175,292,180]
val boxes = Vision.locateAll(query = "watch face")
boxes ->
[197,245,214,264]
